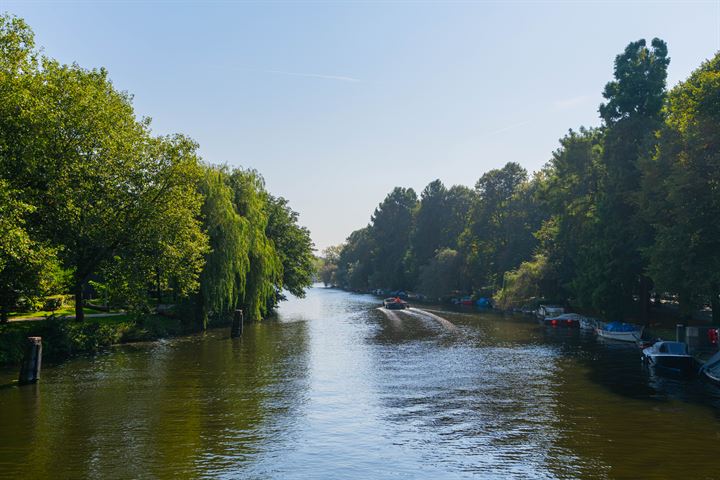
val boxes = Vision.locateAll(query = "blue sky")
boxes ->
[4,1,719,250]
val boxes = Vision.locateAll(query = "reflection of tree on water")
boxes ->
[0,321,310,478]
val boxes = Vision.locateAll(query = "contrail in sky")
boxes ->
[243,68,362,83]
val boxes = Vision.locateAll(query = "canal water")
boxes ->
[1,286,720,479]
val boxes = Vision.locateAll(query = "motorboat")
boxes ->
[536,304,565,320]
[579,317,599,331]
[383,297,409,310]
[541,312,583,328]
[700,350,720,384]
[642,341,695,374]
[596,321,643,342]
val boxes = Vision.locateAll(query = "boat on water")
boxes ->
[536,304,565,320]
[383,297,409,310]
[700,350,720,384]
[596,321,644,342]
[642,341,695,374]
[579,316,599,331]
[541,312,583,328]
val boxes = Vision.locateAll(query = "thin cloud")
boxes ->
[484,120,533,137]
[554,95,590,110]
[243,67,362,83]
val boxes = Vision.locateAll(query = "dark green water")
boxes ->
[1,286,720,479]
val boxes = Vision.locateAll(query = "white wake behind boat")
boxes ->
[596,322,644,342]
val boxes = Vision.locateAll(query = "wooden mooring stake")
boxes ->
[231,309,244,338]
[18,336,42,385]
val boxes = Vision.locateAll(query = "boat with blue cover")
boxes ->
[596,321,643,342]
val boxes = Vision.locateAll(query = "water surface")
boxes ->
[1,286,719,479]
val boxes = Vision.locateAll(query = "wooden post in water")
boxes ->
[18,337,42,385]
[231,309,244,338]
[676,324,685,343]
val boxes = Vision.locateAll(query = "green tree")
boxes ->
[536,128,603,306]
[0,18,208,321]
[227,169,283,322]
[461,162,540,292]
[0,182,60,322]
[265,194,315,303]
[643,53,720,321]
[368,187,417,290]
[586,38,669,320]
[335,227,374,290]
[417,248,463,300]
[407,180,448,282]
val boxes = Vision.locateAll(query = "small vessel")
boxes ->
[541,313,583,328]
[579,317,599,331]
[642,341,695,374]
[383,297,409,310]
[459,296,474,306]
[700,350,720,384]
[536,304,565,320]
[596,321,643,342]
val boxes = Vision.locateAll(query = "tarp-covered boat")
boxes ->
[642,341,695,374]
[596,321,643,342]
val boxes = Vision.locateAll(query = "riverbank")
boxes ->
[0,313,220,367]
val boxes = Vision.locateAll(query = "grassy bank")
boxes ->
[0,314,201,367]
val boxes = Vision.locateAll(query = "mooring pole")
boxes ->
[18,337,42,385]
[231,309,244,338]
[676,324,685,343]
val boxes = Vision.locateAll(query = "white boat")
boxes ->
[596,321,643,342]
[642,341,694,374]
[536,304,564,319]
[700,350,720,384]
[579,317,599,331]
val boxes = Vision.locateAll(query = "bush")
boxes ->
[42,295,67,311]
[15,296,43,313]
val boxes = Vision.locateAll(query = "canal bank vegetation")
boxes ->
[322,38,720,325]
[0,14,315,362]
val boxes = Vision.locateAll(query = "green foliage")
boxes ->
[417,248,463,300]
[460,162,543,291]
[265,194,315,300]
[643,53,720,318]
[493,254,557,310]
[0,15,310,328]
[0,180,61,322]
[368,187,417,289]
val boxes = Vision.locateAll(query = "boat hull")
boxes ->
[384,302,408,310]
[596,328,642,342]
[644,353,695,373]
[541,318,580,328]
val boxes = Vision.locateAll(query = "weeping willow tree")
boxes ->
[190,166,252,329]
[228,169,283,322]
[188,166,283,329]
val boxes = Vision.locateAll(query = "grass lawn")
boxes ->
[9,306,117,320]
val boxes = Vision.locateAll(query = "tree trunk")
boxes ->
[639,275,650,327]
[74,284,85,322]
[0,305,8,324]
[156,267,162,307]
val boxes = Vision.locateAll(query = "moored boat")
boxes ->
[541,312,583,328]
[596,321,643,342]
[700,350,720,384]
[579,316,599,331]
[383,297,409,310]
[536,304,565,320]
[642,341,695,374]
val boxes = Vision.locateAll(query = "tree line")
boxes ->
[0,15,314,326]
[321,38,720,323]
